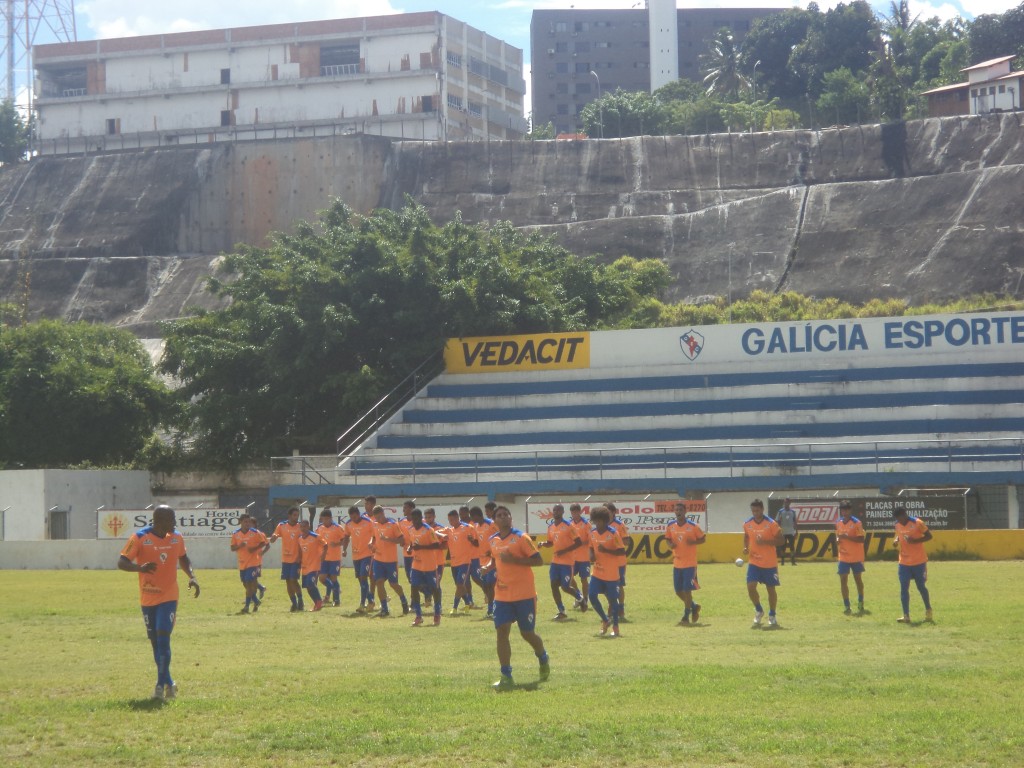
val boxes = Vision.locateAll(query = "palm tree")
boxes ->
[700,28,749,100]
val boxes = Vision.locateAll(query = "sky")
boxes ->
[41,1,1023,114]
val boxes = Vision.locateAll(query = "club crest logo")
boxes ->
[679,329,705,361]
[159,552,168,563]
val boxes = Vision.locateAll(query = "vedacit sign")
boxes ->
[445,332,590,373]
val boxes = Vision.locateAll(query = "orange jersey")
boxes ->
[316,522,347,563]
[372,518,402,564]
[665,520,704,568]
[570,518,591,562]
[446,522,478,567]
[273,520,303,563]
[744,516,781,568]
[895,517,930,566]
[399,517,415,549]
[121,526,187,607]
[231,527,267,571]
[427,523,447,568]
[299,532,326,575]
[408,524,441,572]
[590,527,624,581]
[609,519,630,566]
[835,517,866,563]
[546,519,582,566]
[475,518,499,566]
[488,529,539,602]
[345,516,376,560]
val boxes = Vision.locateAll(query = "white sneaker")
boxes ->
[164,683,178,700]
[752,610,764,626]
[152,685,164,700]
[768,615,778,627]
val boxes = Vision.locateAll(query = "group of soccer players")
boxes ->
[120,495,935,697]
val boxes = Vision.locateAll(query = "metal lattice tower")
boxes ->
[0,0,77,103]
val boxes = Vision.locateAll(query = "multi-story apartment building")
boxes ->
[531,6,783,135]
[33,12,527,154]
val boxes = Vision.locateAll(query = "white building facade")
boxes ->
[647,0,679,93]
[33,12,527,154]
[965,55,1022,114]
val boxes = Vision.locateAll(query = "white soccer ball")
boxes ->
[734,558,744,567]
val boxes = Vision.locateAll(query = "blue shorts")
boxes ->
[549,562,573,588]
[301,572,320,590]
[838,561,866,576]
[141,601,177,637]
[898,563,928,584]
[493,598,537,632]
[436,565,445,581]
[320,560,341,577]
[746,564,781,586]
[403,556,413,577]
[372,560,400,584]
[280,561,300,581]
[239,566,261,583]
[470,558,481,579]
[589,576,619,601]
[573,561,591,580]
[410,568,437,591]
[618,565,627,587]
[480,569,497,587]
[673,566,699,593]
[353,557,372,579]
[451,564,471,585]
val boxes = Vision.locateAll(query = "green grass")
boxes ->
[1,561,1022,767]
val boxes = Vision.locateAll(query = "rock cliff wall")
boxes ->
[0,114,1021,333]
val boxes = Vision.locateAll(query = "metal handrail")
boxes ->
[335,349,446,460]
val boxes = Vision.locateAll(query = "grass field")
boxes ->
[1,560,1022,767]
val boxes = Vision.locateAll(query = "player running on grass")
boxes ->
[344,505,377,614]
[742,499,784,628]
[482,505,550,690]
[424,508,448,594]
[568,503,590,610]
[537,504,585,621]
[665,502,706,625]
[446,509,479,614]
[370,505,410,617]
[407,508,444,626]
[298,520,327,611]
[834,500,866,615]
[316,509,347,607]
[894,505,934,624]
[606,503,632,620]
[470,505,499,616]
[588,506,625,637]
[118,505,200,701]
[229,513,267,614]
[267,506,304,612]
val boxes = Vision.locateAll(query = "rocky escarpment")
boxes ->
[0,114,1022,333]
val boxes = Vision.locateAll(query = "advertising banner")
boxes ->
[767,497,966,531]
[98,508,247,539]
[526,499,706,535]
[444,331,590,374]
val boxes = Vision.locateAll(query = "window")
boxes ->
[596,41,612,49]
[575,83,591,94]
[106,118,119,135]
[989,86,996,95]
[554,21,568,33]
[556,42,568,53]
[447,51,462,68]
[998,84,1006,93]
[220,110,232,126]
[574,62,591,74]
[422,95,434,112]
[447,93,463,110]
[321,42,360,76]
[574,21,589,32]
[557,103,569,115]
[468,101,483,117]
[556,62,569,74]
[220,68,230,85]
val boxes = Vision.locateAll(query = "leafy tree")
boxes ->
[790,1,881,97]
[579,88,668,138]
[0,320,170,467]
[663,96,727,135]
[526,116,555,140]
[968,6,1024,65]
[160,201,670,465]
[653,78,705,103]
[739,8,816,101]
[816,67,871,124]
[700,28,749,100]
[0,100,28,165]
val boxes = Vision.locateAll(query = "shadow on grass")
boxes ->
[493,681,541,693]
[126,698,166,712]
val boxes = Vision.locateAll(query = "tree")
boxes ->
[968,6,1024,66]
[817,67,871,124]
[790,1,882,97]
[0,100,28,165]
[0,320,170,467]
[160,201,670,465]
[526,116,555,140]
[579,88,668,138]
[700,28,749,100]
[739,8,817,102]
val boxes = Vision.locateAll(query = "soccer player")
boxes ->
[834,500,866,614]
[343,505,376,614]
[742,499,784,628]
[363,495,377,518]
[399,500,416,585]
[665,502,706,625]
[424,508,448,593]
[370,505,409,617]
[776,497,798,565]
[587,505,625,637]
[298,520,327,611]
[568,503,591,610]
[481,505,550,690]
[606,503,632,620]
[267,506,304,612]
[458,505,477,605]
[894,505,934,623]
[118,505,200,700]
[229,513,268,614]
[316,509,347,607]
[538,504,584,620]
[446,508,479,615]
[407,508,443,626]
[470,505,499,616]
